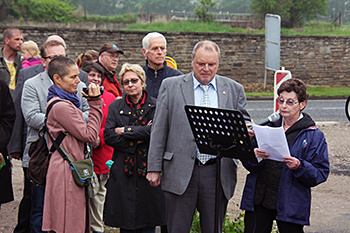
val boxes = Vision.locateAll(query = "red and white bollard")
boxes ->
[274,67,292,112]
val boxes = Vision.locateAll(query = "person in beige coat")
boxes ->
[42,56,102,233]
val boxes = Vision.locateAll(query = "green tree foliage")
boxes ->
[195,0,216,22]
[3,0,75,22]
[251,0,328,27]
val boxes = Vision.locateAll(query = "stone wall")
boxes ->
[1,26,349,88]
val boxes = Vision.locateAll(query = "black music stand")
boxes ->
[185,105,257,233]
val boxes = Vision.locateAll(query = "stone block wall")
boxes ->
[1,26,349,88]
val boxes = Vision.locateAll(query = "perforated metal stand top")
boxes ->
[185,105,256,162]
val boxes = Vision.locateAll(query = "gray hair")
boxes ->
[191,40,221,60]
[142,32,167,53]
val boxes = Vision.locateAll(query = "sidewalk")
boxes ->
[1,124,349,232]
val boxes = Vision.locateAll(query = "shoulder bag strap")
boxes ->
[45,99,69,159]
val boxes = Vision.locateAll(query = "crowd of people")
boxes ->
[0,27,329,233]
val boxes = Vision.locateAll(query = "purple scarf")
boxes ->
[47,85,81,110]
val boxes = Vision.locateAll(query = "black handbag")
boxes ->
[27,100,66,186]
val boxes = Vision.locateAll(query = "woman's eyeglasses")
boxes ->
[122,78,139,86]
[276,97,298,106]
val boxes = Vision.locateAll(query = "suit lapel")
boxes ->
[41,72,52,89]
[216,76,228,108]
[180,73,194,105]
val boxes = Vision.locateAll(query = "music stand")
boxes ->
[185,105,257,233]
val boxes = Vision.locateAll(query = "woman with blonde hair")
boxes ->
[104,63,166,233]
[21,40,42,68]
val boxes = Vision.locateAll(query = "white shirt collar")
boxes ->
[192,72,217,90]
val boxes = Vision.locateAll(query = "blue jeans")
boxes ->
[120,227,156,233]
[30,184,47,233]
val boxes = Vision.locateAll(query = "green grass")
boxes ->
[75,13,136,23]
[122,21,350,36]
[307,86,350,96]
[246,86,350,97]
[124,21,257,33]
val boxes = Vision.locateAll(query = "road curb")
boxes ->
[247,96,348,101]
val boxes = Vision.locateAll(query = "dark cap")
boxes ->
[99,43,124,55]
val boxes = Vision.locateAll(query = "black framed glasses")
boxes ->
[43,54,67,60]
[276,97,298,106]
[122,78,139,86]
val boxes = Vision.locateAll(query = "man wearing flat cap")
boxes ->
[97,43,124,98]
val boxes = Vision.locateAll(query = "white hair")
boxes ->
[142,32,167,53]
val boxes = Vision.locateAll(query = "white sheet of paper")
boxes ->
[253,124,291,162]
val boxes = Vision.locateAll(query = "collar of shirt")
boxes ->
[192,72,217,91]
[192,72,218,108]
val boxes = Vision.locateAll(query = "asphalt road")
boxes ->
[247,98,349,124]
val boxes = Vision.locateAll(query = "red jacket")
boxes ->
[92,91,116,174]
[102,73,123,98]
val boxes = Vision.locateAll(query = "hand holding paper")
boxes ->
[252,124,291,162]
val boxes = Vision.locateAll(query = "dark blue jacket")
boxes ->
[240,114,329,225]
[143,60,183,98]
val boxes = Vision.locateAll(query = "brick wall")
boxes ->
[1,26,349,89]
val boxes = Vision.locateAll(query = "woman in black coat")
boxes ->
[0,79,16,207]
[104,63,166,233]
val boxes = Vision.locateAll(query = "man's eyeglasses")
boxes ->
[276,97,299,106]
[43,54,67,60]
[122,78,139,86]
[106,54,119,60]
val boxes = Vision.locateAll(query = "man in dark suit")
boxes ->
[9,35,89,233]
[147,40,251,233]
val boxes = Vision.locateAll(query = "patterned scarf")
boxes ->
[123,92,148,176]
[47,85,81,110]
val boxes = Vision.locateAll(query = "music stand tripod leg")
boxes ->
[214,152,222,233]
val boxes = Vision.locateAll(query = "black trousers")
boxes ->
[14,167,32,233]
[244,204,304,233]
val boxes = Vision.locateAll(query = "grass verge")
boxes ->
[122,21,350,36]
[246,86,350,97]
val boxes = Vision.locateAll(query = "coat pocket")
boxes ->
[163,151,174,161]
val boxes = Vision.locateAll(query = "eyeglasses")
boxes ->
[105,54,119,60]
[43,54,67,60]
[276,97,299,106]
[122,78,139,86]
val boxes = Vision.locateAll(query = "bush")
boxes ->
[190,209,245,233]
[14,0,75,22]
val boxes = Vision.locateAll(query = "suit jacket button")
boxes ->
[130,142,133,146]
[191,156,195,159]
